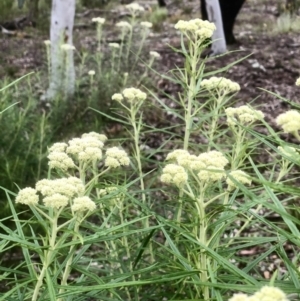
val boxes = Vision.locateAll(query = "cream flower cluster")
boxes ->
[72,196,96,212]
[16,176,96,213]
[48,132,107,170]
[35,177,85,209]
[112,87,147,104]
[197,151,228,182]
[225,106,265,126]
[296,77,300,86]
[92,17,105,24]
[105,147,130,168]
[226,170,251,191]
[15,187,39,206]
[48,142,75,171]
[61,44,75,51]
[229,286,288,301]
[36,177,84,198]
[174,18,216,41]
[140,21,152,29]
[162,149,229,185]
[125,3,145,14]
[161,164,188,188]
[69,132,106,163]
[150,51,160,58]
[201,76,240,95]
[276,110,300,134]
[116,21,132,30]
[109,43,120,49]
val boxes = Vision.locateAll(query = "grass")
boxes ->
[0,2,300,301]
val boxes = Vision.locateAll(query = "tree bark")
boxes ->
[45,0,76,100]
[204,0,227,55]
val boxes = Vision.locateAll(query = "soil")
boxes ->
[1,0,299,132]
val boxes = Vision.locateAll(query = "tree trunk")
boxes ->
[45,0,76,100]
[204,0,226,55]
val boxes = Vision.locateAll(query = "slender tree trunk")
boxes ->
[45,0,76,100]
[204,0,226,55]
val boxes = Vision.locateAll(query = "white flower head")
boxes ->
[72,196,96,212]
[253,286,288,301]
[228,293,249,301]
[48,151,75,171]
[36,177,84,200]
[88,70,95,76]
[150,51,160,58]
[112,93,124,102]
[122,87,147,103]
[226,170,251,191]
[15,188,39,206]
[161,164,188,188]
[296,77,300,86]
[125,3,145,14]
[66,135,104,163]
[92,17,105,24]
[226,106,264,127]
[174,18,215,41]
[109,43,120,49]
[43,193,69,209]
[44,40,51,46]
[276,110,300,134]
[61,44,75,51]
[105,147,130,168]
[82,132,107,143]
[140,21,153,29]
[201,77,240,96]
[116,21,132,30]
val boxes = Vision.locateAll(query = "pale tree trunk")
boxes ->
[205,0,227,55]
[45,0,76,100]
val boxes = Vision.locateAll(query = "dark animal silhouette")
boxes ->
[157,0,246,45]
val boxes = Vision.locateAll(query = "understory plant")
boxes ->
[2,11,300,301]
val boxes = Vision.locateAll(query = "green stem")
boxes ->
[195,195,209,301]
[32,214,58,301]
[57,220,80,301]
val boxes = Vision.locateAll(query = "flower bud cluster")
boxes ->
[47,132,107,170]
[92,17,105,24]
[226,170,251,191]
[116,21,132,30]
[150,51,160,59]
[61,44,75,51]
[161,164,188,188]
[109,43,120,49]
[15,187,39,206]
[174,18,216,41]
[229,286,288,301]
[162,149,229,186]
[16,177,96,213]
[201,76,240,95]
[225,106,265,126]
[125,3,145,15]
[276,110,300,134]
[197,151,228,182]
[72,196,96,212]
[140,21,153,29]
[105,147,130,168]
[112,87,147,104]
